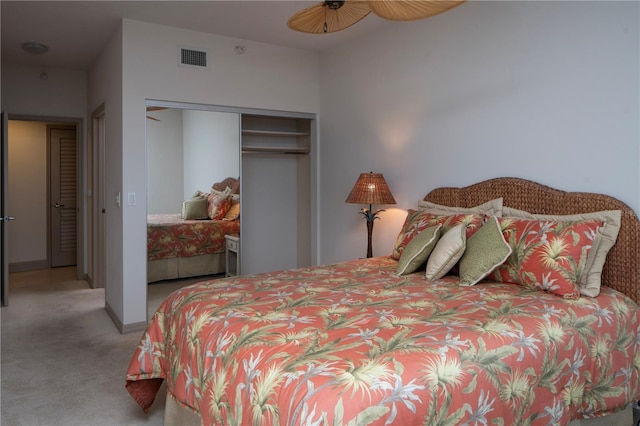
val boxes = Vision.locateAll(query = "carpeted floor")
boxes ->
[0,267,216,426]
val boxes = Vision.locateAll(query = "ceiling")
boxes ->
[1,1,393,71]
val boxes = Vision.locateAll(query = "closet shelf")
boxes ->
[242,129,310,137]
[242,146,309,155]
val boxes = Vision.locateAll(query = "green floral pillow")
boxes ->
[459,216,511,286]
[395,224,442,275]
[391,210,483,260]
[491,217,603,299]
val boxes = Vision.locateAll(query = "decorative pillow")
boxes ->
[491,217,603,299]
[459,216,512,286]
[181,196,209,220]
[224,199,240,221]
[425,224,466,280]
[207,188,233,220]
[396,225,442,275]
[391,210,484,260]
[418,198,503,217]
[502,207,620,297]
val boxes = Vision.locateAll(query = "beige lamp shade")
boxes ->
[368,0,466,21]
[345,172,396,205]
[287,1,371,34]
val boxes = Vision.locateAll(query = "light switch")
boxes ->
[128,192,137,206]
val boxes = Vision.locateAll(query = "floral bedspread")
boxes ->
[147,214,239,261]
[126,257,640,425]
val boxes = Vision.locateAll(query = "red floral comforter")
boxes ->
[126,257,640,425]
[147,214,239,261]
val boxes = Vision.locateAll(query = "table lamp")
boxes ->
[345,172,396,258]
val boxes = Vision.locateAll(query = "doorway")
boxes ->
[5,118,82,278]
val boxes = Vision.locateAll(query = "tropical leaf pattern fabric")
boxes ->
[491,218,603,299]
[126,257,640,425]
[391,210,485,260]
[147,214,240,261]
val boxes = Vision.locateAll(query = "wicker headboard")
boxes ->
[211,177,240,194]
[424,177,640,304]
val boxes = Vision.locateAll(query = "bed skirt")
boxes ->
[147,253,225,283]
[161,391,632,426]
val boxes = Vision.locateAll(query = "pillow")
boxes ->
[391,210,484,260]
[224,199,240,221]
[418,198,503,217]
[395,225,442,275]
[207,188,233,220]
[459,216,512,286]
[425,224,466,280]
[491,217,603,299]
[181,196,209,220]
[502,207,621,297]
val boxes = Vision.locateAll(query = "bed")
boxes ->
[128,177,640,425]
[147,177,240,283]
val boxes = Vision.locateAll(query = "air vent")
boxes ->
[178,46,208,69]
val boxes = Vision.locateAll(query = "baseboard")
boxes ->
[9,260,49,273]
[104,300,148,334]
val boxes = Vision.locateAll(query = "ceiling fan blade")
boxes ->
[288,1,372,34]
[146,106,168,112]
[368,0,465,21]
[146,116,160,121]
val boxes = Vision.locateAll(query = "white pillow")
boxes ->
[425,224,466,280]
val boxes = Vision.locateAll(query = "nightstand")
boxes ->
[225,234,240,277]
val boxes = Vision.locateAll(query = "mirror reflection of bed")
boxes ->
[145,106,240,313]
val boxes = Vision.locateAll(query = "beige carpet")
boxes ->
[0,267,218,426]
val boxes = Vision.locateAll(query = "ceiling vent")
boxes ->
[178,46,208,69]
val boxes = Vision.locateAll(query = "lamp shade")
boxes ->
[345,172,396,205]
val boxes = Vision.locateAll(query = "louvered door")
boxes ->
[50,127,77,267]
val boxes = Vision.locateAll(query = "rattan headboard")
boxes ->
[211,177,240,194]
[424,177,640,304]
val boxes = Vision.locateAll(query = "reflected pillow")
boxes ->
[224,199,240,221]
[207,188,233,220]
[181,196,208,220]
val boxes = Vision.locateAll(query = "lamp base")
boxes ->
[366,220,373,258]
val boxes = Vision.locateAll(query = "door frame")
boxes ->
[2,111,9,306]
[89,105,106,290]
[6,114,84,280]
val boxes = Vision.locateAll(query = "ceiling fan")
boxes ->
[287,0,465,34]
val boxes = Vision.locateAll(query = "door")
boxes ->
[1,112,11,306]
[49,126,77,267]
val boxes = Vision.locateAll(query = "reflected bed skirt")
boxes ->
[147,253,226,283]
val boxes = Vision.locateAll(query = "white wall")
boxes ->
[182,110,240,196]
[146,108,183,213]
[114,19,319,328]
[87,23,124,324]
[7,121,48,264]
[319,1,640,264]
